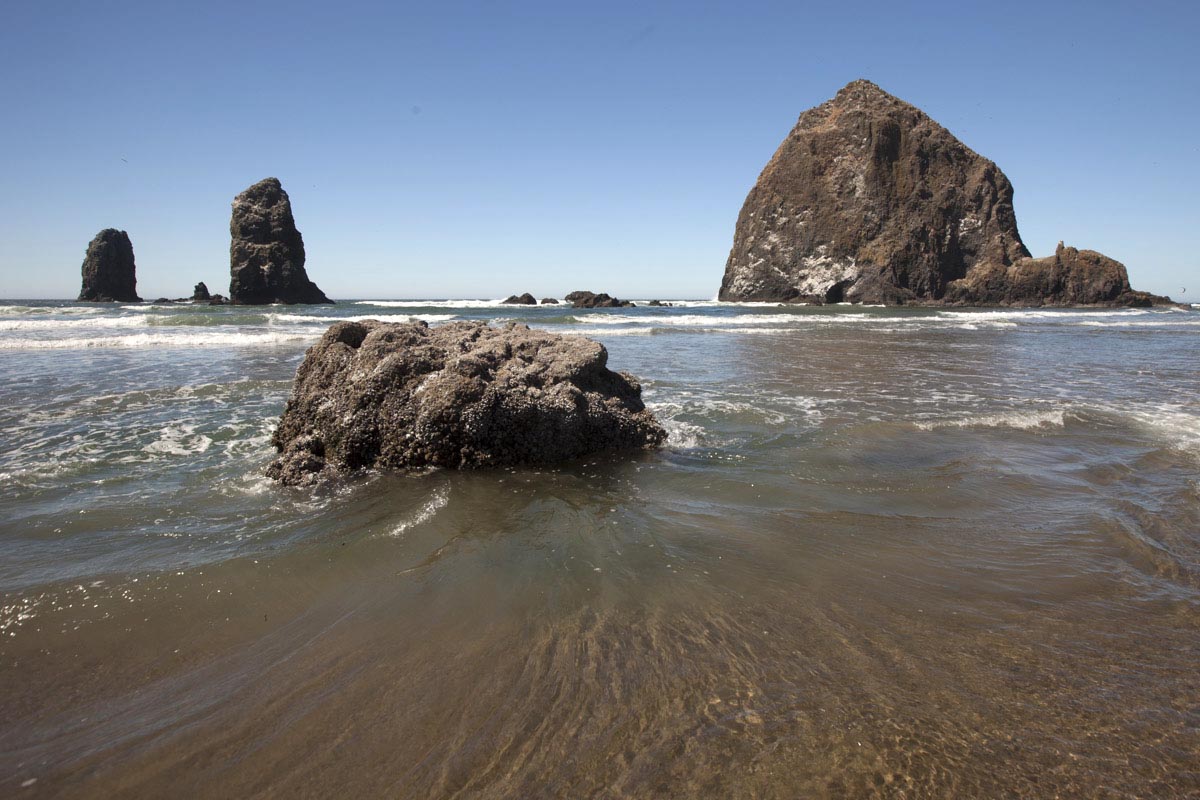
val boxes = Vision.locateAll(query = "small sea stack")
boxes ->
[566,291,634,308]
[192,282,211,302]
[501,293,537,305]
[78,229,140,302]
[228,178,332,305]
[267,320,666,485]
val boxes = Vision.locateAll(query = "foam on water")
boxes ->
[386,485,451,537]
[0,330,322,349]
[142,424,214,456]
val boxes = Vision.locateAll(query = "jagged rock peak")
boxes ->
[228,177,332,305]
[78,229,140,302]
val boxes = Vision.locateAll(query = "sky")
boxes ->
[0,0,1196,300]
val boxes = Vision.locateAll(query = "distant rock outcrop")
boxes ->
[719,79,1170,307]
[540,297,559,305]
[192,282,211,302]
[78,229,140,302]
[566,291,634,308]
[501,293,537,305]
[267,320,666,485]
[229,178,332,305]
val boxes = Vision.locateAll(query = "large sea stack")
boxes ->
[229,178,332,305]
[719,80,1167,307]
[78,229,140,302]
[267,320,666,485]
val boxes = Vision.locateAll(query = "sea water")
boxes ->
[1,299,1198,796]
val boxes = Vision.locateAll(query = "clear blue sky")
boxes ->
[1,0,1196,300]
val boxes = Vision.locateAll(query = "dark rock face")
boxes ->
[719,80,1166,307]
[540,297,559,305]
[192,282,211,302]
[566,291,634,308]
[78,229,140,302]
[208,295,228,306]
[501,293,537,305]
[267,320,666,485]
[229,178,332,305]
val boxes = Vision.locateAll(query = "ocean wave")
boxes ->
[0,304,106,316]
[273,313,459,325]
[0,330,321,349]
[0,315,147,331]
[913,402,1200,461]
[355,299,516,308]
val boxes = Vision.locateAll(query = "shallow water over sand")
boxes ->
[2,300,1199,797]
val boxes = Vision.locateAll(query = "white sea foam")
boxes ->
[0,330,321,349]
[386,486,450,536]
[356,299,513,308]
[914,408,1068,431]
[0,315,148,331]
[143,424,213,456]
[270,313,459,325]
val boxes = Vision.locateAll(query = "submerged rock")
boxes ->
[566,291,634,308]
[501,293,537,305]
[719,79,1169,307]
[229,178,332,305]
[267,320,666,485]
[78,229,140,302]
[192,282,211,302]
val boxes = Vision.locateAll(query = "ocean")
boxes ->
[2,299,1199,797]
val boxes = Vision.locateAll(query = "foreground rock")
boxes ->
[501,293,537,305]
[78,229,140,302]
[229,178,332,305]
[719,79,1170,307]
[566,291,634,308]
[268,320,666,485]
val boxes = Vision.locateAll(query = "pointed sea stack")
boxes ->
[719,80,1169,307]
[229,178,332,305]
[78,229,140,302]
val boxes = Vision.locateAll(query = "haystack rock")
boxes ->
[267,320,666,485]
[78,229,140,302]
[719,79,1169,307]
[229,178,332,305]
